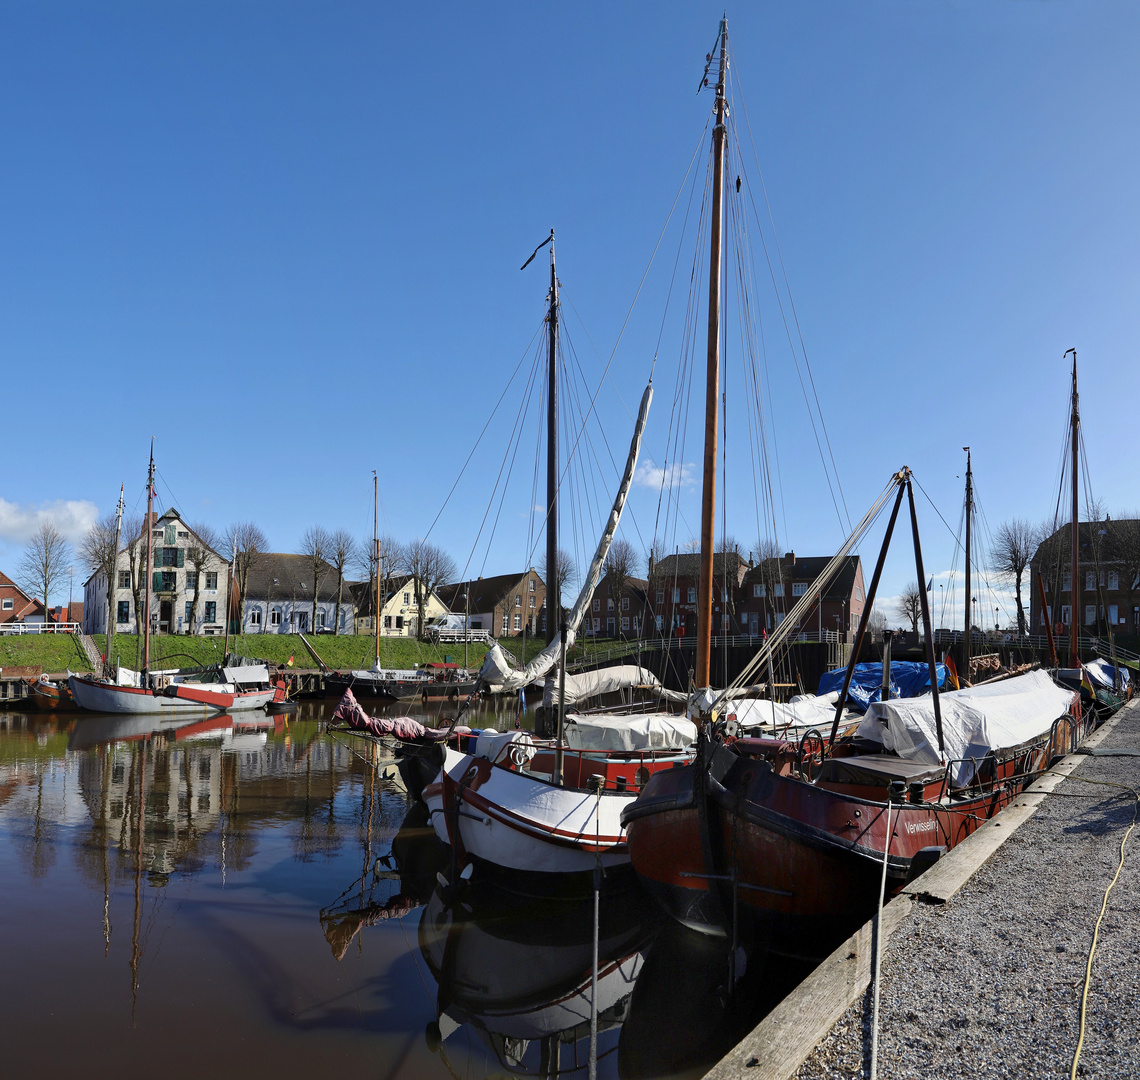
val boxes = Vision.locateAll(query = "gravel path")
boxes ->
[794,697,1140,1080]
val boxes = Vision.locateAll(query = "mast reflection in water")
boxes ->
[0,699,813,1079]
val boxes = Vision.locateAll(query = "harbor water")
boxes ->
[0,697,809,1079]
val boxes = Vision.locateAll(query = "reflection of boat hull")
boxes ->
[67,713,237,750]
[69,674,278,714]
[325,672,476,702]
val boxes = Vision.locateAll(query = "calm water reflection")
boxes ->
[0,697,804,1079]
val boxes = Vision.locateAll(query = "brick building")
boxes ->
[437,569,547,638]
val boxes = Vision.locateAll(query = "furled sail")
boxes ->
[480,382,653,692]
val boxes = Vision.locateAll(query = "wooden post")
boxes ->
[1067,349,1080,669]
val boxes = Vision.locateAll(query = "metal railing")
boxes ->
[0,621,82,635]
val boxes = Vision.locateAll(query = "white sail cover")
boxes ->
[720,692,858,734]
[855,670,1077,786]
[542,665,688,708]
[564,711,697,752]
[479,382,653,693]
[222,665,270,685]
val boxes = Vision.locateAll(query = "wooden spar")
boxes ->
[142,441,155,679]
[827,476,907,749]
[696,18,727,690]
[546,230,559,645]
[1037,571,1058,667]
[107,484,124,678]
[907,477,944,757]
[963,447,972,684]
[373,471,380,669]
[1068,349,1080,669]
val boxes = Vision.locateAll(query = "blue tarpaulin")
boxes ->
[817,661,947,712]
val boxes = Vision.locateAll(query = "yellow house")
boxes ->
[353,574,450,637]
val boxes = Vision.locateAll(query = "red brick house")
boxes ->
[648,552,750,638]
[586,571,650,638]
[0,571,44,626]
[437,569,547,638]
[738,553,865,639]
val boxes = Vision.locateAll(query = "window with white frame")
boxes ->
[250,607,262,626]
[1108,571,1120,590]
[593,598,600,612]
[1085,605,1095,625]
[1109,604,1119,624]
[206,572,218,590]
[592,618,600,631]
[621,616,630,631]
[792,583,808,597]
[270,608,281,626]
[606,617,615,634]
[774,583,785,597]
[656,589,664,604]
[1061,605,1071,624]
[514,613,521,630]
[607,597,614,611]
[118,570,131,589]
[672,588,680,603]
[501,614,509,633]
[1,598,12,611]
[318,611,326,627]
[204,601,216,623]
[687,587,696,603]
[753,583,765,598]
[529,595,535,608]
[655,615,663,631]
[1062,572,1071,592]
[403,592,411,605]
[529,579,535,592]
[1086,572,1096,591]
[515,595,521,607]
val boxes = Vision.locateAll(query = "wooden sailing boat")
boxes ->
[70,444,283,715]
[621,24,1093,955]
[421,234,695,878]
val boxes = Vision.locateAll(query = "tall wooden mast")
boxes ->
[963,446,972,683]
[546,230,560,644]
[142,441,155,679]
[1068,348,1080,668]
[696,18,728,690]
[107,485,124,678]
[373,471,381,669]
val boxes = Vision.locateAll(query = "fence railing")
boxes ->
[0,622,82,635]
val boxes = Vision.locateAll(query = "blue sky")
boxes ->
[2,1,1138,627]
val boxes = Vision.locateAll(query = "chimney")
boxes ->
[783,551,795,566]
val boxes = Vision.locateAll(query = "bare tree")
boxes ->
[354,535,404,633]
[716,535,743,555]
[606,538,641,637]
[403,539,456,640]
[539,547,578,625]
[80,513,121,641]
[300,526,331,634]
[867,606,888,642]
[894,582,922,634]
[19,522,71,627]
[753,537,781,563]
[329,530,355,636]
[991,518,1038,635]
[227,522,267,633]
[123,514,147,636]
[185,522,220,635]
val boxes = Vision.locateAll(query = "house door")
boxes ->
[159,600,172,634]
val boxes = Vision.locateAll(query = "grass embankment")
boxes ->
[0,633,92,674]
[89,633,551,671]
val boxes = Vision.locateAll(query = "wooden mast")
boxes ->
[1068,348,1080,668]
[696,18,727,691]
[546,230,559,645]
[142,441,155,680]
[963,446,972,684]
[107,484,124,678]
[373,471,381,670]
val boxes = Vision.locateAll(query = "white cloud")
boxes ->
[0,498,99,549]
[635,457,697,491]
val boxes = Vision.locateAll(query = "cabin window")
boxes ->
[116,601,130,623]
[271,608,282,626]
[753,583,765,598]
[118,571,131,589]
[1085,606,1095,626]
[205,572,218,590]
[687,587,696,603]
[622,597,629,610]
[204,602,216,623]
[1108,571,1119,590]
[792,583,808,597]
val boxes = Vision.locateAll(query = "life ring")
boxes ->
[1054,622,1065,638]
